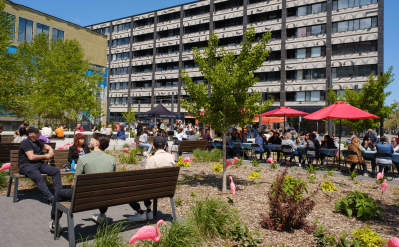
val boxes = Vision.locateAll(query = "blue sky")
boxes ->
[12,0,398,105]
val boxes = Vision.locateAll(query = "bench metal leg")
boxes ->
[67,214,75,247]
[13,178,18,203]
[54,206,60,240]
[153,198,158,219]
[170,197,176,221]
[6,176,12,197]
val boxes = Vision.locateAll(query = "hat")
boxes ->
[154,136,165,146]
[26,127,40,134]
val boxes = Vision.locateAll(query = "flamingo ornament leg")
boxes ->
[129,220,166,244]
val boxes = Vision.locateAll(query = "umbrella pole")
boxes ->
[339,119,341,171]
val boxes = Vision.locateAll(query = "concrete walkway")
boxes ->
[0,189,174,247]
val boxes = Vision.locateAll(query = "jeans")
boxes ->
[19,163,62,201]
[290,150,303,163]
[129,200,152,212]
[139,143,152,153]
[51,188,108,220]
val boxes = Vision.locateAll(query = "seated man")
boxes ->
[187,131,199,141]
[268,131,282,160]
[128,136,175,222]
[375,136,394,173]
[49,133,116,233]
[281,132,302,164]
[254,131,269,161]
[19,127,61,203]
[202,129,213,150]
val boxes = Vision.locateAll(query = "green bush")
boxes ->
[228,222,264,247]
[0,171,8,189]
[192,148,222,163]
[335,191,383,220]
[118,149,140,164]
[81,221,129,247]
[122,143,130,149]
[271,176,308,202]
[189,196,237,237]
[176,156,191,167]
[306,164,319,174]
[312,218,359,247]
[211,163,223,173]
[352,225,387,247]
[129,130,135,138]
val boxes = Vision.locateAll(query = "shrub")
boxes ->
[144,220,202,247]
[209,148,222,162]
[349,170,357,180]
[248,172,261,179]
[228,222,264,247]
[352,225,387,247]
[260,168,318,233]
[81,221,128,247]
[306,164,319,174]
[321,179,337,192]
[252,159,260,167]
[118,149,140,164]
[176,156,192,167]
[193,148,222,162]
[312,218,359,247]
[335,191,383,220]
[189,196,237,237]
[212,163,223,173]
[271,176,308,202]
[269,161,278,169]
[235,157,244,165]
[0,171,8,189]
[129,130,135,138]
[308,175,317,184]
[122,143,130,149]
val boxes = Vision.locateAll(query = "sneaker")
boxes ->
[146,210,153,220]
[92,214,106,225]
[128,211,147,222]
[49,222,63,235]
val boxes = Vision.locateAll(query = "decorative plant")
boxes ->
[321,179,337,192]
[260,168,318,233]
[252,159,260,167]
[228,222,264,247]
[235,157,244,165]
[271,176,308,202]
[118,149,140,164]
[312,218,360,247]
[349,170,357,181]
[352,225,387,247]
[269,160,278,169]
[177,156,192,167]
[212,163,223,173]
[308,175,317,184]
[248,172,261,179]
[306,164,319,174]
[335,191,383,220]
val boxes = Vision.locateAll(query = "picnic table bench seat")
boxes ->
[172,140,207,157]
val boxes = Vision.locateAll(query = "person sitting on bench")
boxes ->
[49,133,116,233]
[128,136,175,222]
[18,127,61,204]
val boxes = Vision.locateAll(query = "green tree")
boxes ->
[0,0,20,114]
[327,67,398,136]
[122,107,136,131]
[180,27,273,192]
[384,106,399,130]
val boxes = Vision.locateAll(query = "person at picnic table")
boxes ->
[391,137,399,152]
[18,127,61,204]
[268,131,282,161]
[239,131,248,143]
[288,124,295,132]
[128,136,175,222]
[139,130,152,155]
[49,133,116,233]
[346,137,367,174]
[41,123,52,138]
[362,136,375,151]
[105,124,113,138]
[255,131,269,161]
[375,136,395,173]
[306,133,321,162]
[148,121,154,131]
[116,126,126,140]
[91,125,98,132]
[12,127,28,143]
[367,128,378,144]
[296,135,305,146]
[320,135,336,165]
[193,128,199,138]
[75,124,84,132]
[55,124,64,139]
[156,129,168,151]
[39,132,51,143]
[187,131,199,141]
[100,125,106,133]
[282,132,302,164]
[68,133,91,164]
[203,129,213,149]
[175,128,186,141]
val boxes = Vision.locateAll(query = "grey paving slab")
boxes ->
[0,190,175,247]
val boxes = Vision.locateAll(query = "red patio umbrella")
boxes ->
[258,106,309,130]
[304,101,379,169]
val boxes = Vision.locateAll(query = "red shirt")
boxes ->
[75,126,84,132]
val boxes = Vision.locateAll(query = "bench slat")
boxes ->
[76,166,180,180]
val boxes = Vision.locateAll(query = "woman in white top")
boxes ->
[41,123,52,138]
[281,132,303,164]
[392,137,399,152]
[12,127,28,143]
[175,128,186,141]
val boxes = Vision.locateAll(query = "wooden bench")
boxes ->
[1,136,14,143]
[7,148,70,203]
[172,140,208,156]
[135,136,155,154]
[54,166,180,247]
[0,142,56,163]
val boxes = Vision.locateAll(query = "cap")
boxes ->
[154,136,165,146]
[26,126,40,134]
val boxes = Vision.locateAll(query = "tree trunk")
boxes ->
[222,131,227,193]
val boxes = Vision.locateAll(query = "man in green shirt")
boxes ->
[49,133,116,234]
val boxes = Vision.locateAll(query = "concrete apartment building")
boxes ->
[87,0,383,127]
[2,1,108,129]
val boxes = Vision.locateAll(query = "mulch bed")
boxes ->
[2,150,398,246]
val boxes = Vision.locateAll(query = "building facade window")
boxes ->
[36,23,50,36]
[133,48,153,57]
[184,23,209,34]
[332,17,377,33]
[157,45,179,55]
[155,79,178,87]
[52,28,64,40]
[113,23,131,32]
[112,37,130,47]
[111,67,129,75]
[287,24,326,38]
[287,46,326,59]
[110,82,128,90]
[132,64,152,73]
[132,80,152,88]
[332,64,377,78]
[286,68,326,80]
[255,72,281,81]
[156,62,179,71]
[18,17,33,42]
[287,2,327,17]
[94,27,110,34]
[184,5,210,17]
[111,52,130,61]
[333,0,377,10]
[332,40,377,55]
[255,30,281,41]
[248,10,282,23]
[157,28,179,39]
[214,17,243,29]
[134,33,154,42]
[214,0,243,11]
[158,12,180,23]
[262,92,280,102]
[134,17,154,27]
[184,41,208,51]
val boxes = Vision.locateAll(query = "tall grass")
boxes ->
[192,149,222,163]
[0,171,7,189]
[189,196,237,237]
[81,221,129,247]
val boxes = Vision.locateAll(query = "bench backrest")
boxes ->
[0,143,21,162]
[10,149,69,175]
[1,136,14,143]
[70,167,180,213]
[178,140,207,152]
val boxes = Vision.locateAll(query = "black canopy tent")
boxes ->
[136,104,184,119]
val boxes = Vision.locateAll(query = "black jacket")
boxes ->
[68,144,91,164]
[137,122,143,134]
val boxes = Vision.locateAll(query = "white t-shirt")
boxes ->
[41,127,52,138]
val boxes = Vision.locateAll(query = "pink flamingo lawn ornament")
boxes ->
[233,157,239,163]
[129,220,167,244]
[226,160,233,168]
[388,237,399,247]
[122,148,130,152]
[0,163,10,172]
[229,176,236,196]
[266,158,273,163]
[183,157,196,163]
[64,142,71,146]
[377,171,384,180]
[57,146,65,150]
[381,179,387,194]
[131,141,136,146]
